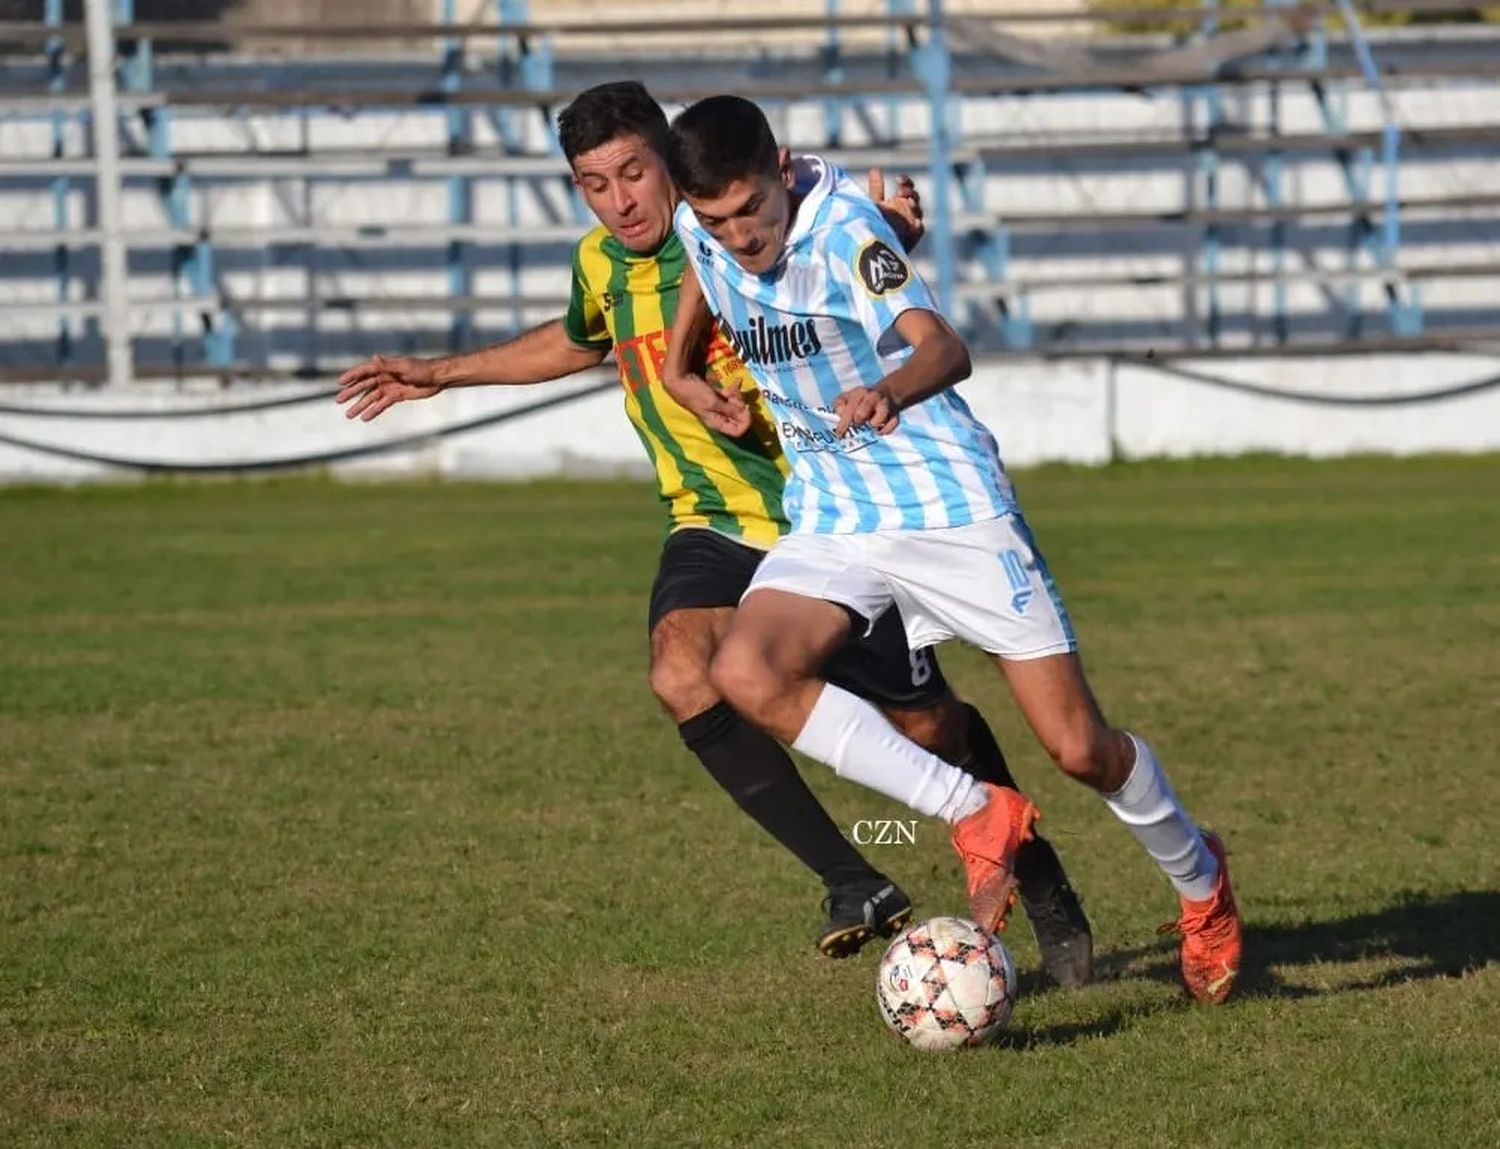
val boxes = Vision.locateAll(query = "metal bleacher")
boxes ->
[3,0,1500,386]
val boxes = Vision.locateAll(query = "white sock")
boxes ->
[792,683,987,823]
[1103,733,1220,901]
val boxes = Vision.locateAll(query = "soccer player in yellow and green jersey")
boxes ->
[562,221,788,549]
[333,81,1093,981]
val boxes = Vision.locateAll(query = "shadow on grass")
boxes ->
[1091,888,1500,1000]
[1000,1009,1140,1050]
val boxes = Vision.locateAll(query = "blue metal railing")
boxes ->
[920,0,957,318]
[6,4,1483,373]
[1333,0,1422,334]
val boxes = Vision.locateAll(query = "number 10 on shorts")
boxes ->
[1000,549,1035,614]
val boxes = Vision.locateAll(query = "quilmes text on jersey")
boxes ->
[720,315,822,367]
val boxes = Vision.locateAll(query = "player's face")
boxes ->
[570,133,676,254]
[682,150,796,275]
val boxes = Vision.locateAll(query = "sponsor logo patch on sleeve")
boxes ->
[856,239,910,296]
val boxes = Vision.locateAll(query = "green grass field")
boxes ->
[3,455,1498,1147]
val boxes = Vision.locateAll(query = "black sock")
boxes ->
[679,701,884,891]
[957,702,1019,788]
[958,702,1071,897]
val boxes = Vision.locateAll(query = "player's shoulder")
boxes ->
[574,222,613,258]
[805,165,888,252]
[571,224,616,286]
[804,174,910,296]
[673,199,708,242]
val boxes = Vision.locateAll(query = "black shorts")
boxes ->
[647,527,949,711]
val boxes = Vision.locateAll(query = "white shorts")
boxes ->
[747,515,1078,660]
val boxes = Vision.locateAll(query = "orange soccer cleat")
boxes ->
[950,784,1040,934]
[1160,831,1242,1004]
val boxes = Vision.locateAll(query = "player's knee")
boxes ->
[1047,726,1116,787]
[648,648,713,716]
[648,614,719,720]
[708,639,780,721]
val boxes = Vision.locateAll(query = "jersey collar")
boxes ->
[601,227,680,264]
[782,155,834,258]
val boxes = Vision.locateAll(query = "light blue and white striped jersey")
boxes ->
[675,156,1017,535]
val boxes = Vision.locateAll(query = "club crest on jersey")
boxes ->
[857,239,910,296]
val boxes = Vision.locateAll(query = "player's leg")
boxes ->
[655,606,881,891]
[710,536,1039,935]
[989,511,1237,1001]
[949,697,1092,987]
[996,652,1239,1002]
[872,515,1240,1002]
[826,611,1093,988]
[646,529,899,947]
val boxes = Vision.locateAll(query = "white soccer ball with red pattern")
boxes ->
[875,916,1017,1050]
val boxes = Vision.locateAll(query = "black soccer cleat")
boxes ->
[1022,880,1094,989]
[816,880,914,958]
[1015,836,1094,989]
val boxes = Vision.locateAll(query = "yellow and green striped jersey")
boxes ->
[563,225,790,547]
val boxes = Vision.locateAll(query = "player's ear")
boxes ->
[778,146,795,188]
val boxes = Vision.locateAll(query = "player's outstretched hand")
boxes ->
[869,169,924,253]
[833,385,899,438]
[666,371,753,437]
[336,354,442,422]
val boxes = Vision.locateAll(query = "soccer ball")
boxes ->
[875,916,1017,1050]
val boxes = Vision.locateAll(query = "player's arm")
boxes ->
[436,320,608,387]
[338,239,615,422]
[335,319,607,423]
[878,308,972,410]
[661,261,752,438]
[829,209,971,437]
[832,309,970,437]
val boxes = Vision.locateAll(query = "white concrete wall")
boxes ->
[1,352,1495,482]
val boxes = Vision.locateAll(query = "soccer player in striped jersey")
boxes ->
[334,82,1092,982]
[663,95,1241,1003]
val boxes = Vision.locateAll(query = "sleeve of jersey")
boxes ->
[561,246,612,350]
[828,214,941,356]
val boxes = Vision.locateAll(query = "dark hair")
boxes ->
[557,81,670,165]
[666,95,780,199]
